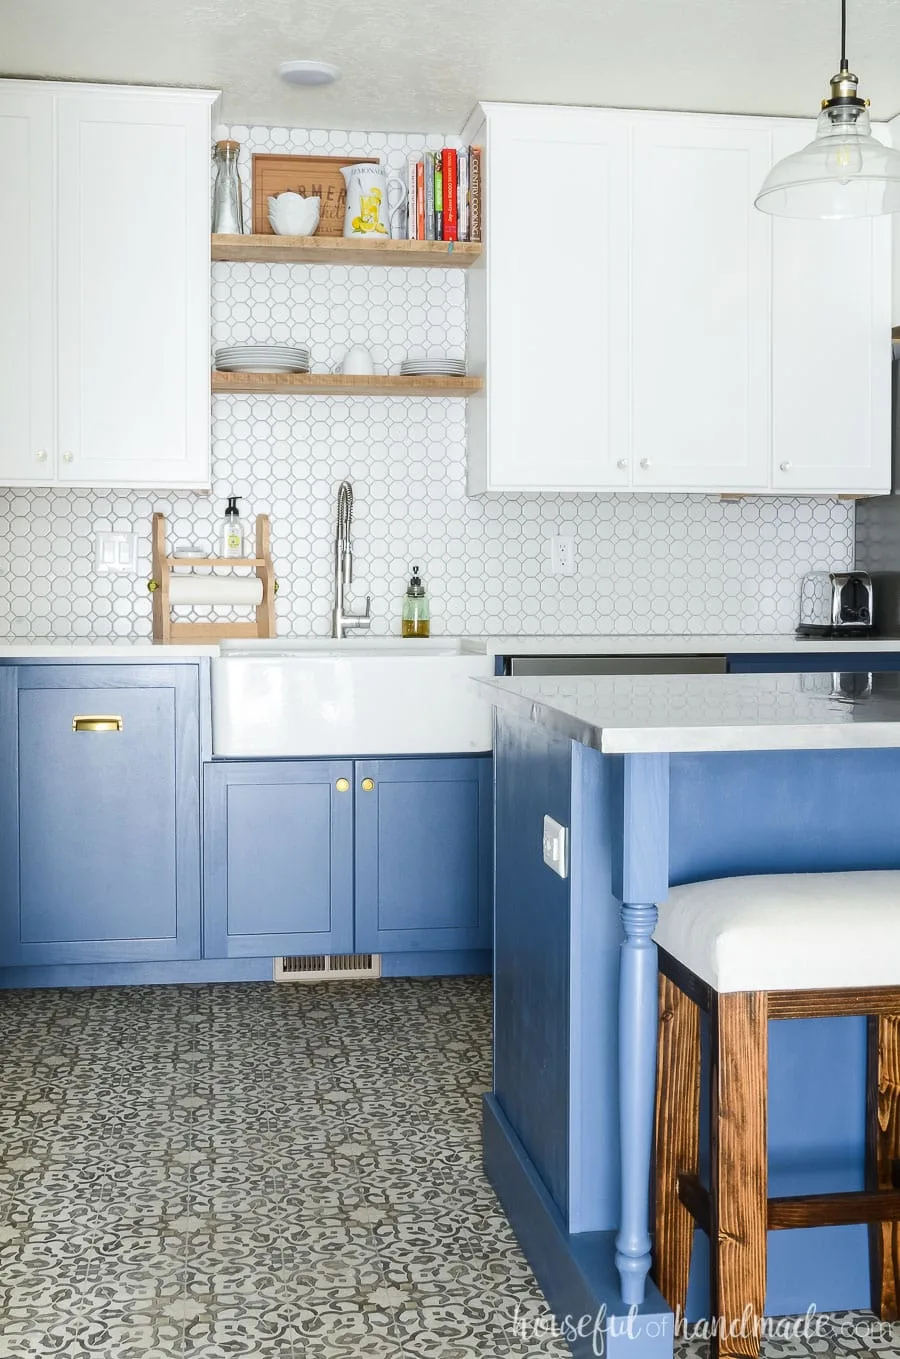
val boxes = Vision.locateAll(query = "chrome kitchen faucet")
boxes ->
[332,480,372,639]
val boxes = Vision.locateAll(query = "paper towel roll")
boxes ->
[168,575,264,606]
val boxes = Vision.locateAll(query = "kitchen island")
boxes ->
[478,671,900,1358]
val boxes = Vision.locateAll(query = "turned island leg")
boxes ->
[612,753,670,1309]
[615,900,660,1305]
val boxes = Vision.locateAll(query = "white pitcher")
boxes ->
[341,163,406,239]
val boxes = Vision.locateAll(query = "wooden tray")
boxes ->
[251,153,377,236]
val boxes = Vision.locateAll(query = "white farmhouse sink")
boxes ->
[212,638,493,756]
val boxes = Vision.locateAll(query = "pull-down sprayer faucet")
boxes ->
[332,480,372,639]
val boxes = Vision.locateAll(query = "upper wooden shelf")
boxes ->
[211,371,483,397]
[211,234,482,269]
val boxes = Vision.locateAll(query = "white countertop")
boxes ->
[466,633,900,657]
[1,633,900,659]
[477,671,900,754]
[0,643,219,658]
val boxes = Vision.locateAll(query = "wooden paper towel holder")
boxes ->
[149,512,277,644]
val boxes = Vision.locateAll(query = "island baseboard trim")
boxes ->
[482,1094,673,1358]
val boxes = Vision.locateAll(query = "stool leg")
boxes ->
[867,1014,900,1320]
[710,991,767,1359]
[653,972,700,1314]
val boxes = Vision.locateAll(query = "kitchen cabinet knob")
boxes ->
[780,461,792,472]
[335,778,350,793]
[640,458,651,470]
[361,777,375,792]
[35,449,48,462]
[62,451,74,464]
[617,459,628,471]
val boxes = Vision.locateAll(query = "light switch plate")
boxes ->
[95,531,139,575]
[542,814,569,879]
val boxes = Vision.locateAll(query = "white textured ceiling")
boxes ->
[4,0,900,132]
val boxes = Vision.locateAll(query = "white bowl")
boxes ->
[268,193,321,236]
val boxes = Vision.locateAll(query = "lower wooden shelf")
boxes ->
[211,371,483,396]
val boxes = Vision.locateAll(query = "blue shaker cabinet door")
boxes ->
[354,756,493,953]
[0,665,201,965]
[203,761,355,958]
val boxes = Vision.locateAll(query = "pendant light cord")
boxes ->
[841,0,848,71]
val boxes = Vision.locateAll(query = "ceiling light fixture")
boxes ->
[755,0,900,219]
[277,60,341,88]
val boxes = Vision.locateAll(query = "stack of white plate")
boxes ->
[216,344,310,373]
[399,356,466,377]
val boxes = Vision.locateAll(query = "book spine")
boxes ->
[469,147,482,242]
[434,154,443,241]
[415,162,426,241]
[423,151,435,242]
[442,148,458,241]
[457,148,468,242]
[407,156,419,238]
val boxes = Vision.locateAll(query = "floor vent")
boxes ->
[273,954,382,983]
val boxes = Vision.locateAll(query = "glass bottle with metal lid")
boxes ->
[401,565,430,638]
[212,140,244,234]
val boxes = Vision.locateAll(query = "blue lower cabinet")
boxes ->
[354,756,492,953]
[0,665,201,966]
[203,761,355,958]
[727,651,900,673]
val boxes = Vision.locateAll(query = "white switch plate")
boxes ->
[542,814,569,879]
[549,535,576,576]
[95,531,139,575]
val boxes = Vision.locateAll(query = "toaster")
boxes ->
[797,570,874,637]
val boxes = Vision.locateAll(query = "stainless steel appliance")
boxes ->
[505,654,727,676]
[796,570,873,637]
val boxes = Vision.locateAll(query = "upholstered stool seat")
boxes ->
[652,869,900,1359]
[655,869,900,993]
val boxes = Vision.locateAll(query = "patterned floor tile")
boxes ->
[3,976,892,1359]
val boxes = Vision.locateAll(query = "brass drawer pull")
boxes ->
[361,778,375,792]
[73,716,123,733]
[335,778,350,792]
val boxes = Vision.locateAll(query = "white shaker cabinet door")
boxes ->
[770,124,891,495]
[475,107,631,491]
[630,119,772,491]
[55,92,211,488]
[0,89,55,486]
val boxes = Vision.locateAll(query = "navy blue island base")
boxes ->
[484,673,900,1359]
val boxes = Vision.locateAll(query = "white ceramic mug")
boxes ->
[341,164,406,239]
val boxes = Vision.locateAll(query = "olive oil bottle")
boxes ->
[401,565,430,638]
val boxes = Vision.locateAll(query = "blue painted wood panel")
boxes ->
[354,756,492,953]
[203,761,354,958]
[493,713,573,1221]
[0,665,201,966]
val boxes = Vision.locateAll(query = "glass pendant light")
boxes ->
[755,0,900,218]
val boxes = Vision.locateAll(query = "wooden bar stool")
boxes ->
[652,869,900,1359]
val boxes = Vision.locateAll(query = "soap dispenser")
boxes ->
[402,566,430,638]
[221,495,244,558]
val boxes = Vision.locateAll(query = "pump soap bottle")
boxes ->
[401,566,430,638]
[221,496,244,559]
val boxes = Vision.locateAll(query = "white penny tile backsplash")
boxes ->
[0,122,854,643]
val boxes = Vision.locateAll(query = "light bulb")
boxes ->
[826,138,863,183]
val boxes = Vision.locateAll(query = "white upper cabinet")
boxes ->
[770,123,891,495]
[0,89,54,483]
[466,102,892,496]
[466,105,631,493]
[0,80,218,490]
[630,119,772,491]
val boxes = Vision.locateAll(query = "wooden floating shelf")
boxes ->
[211,371,483,396]
[211,233,482,269]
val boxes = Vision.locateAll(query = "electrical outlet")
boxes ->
[542,815,569,879]
[549,534,576,576]
[95,531,139,575]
